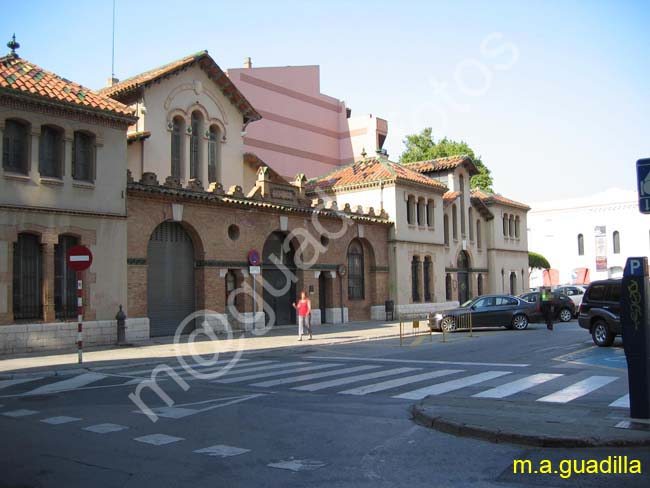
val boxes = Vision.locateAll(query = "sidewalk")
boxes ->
[412,396,650,447]
[0,320,403,378]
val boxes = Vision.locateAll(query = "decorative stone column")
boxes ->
[183,131,191,184]
[41,235,58,323]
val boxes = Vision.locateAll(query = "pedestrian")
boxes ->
[541,287,556,331]
[292,290,312,341]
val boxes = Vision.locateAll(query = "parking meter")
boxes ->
[621,257,650,419]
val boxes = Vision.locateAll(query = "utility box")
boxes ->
[621,257,650,419]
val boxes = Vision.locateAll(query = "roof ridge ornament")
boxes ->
[7,33,20,58]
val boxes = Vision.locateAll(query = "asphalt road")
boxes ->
[1,320,648,487]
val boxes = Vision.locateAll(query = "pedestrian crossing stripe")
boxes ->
[472,373,563,399]
[536,376,618,403]
[215,363,342,384]
[339,369,463,396]
[251,365,382,388]
[294,367,420,392]
[393,371,512,400]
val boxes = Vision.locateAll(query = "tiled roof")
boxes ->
[306,157,447,193]
[0,54,134,119]
[443,191,460,207]
[472,189,530,210]
[404,155,478,176]
[127,131,151,143]
[99,51,261,123]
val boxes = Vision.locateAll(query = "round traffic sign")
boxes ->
[66,245,93,272]
[248,249,261,266]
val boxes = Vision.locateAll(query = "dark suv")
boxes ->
[578,279,621,347]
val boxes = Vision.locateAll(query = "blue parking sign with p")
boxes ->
[637,158,650,213]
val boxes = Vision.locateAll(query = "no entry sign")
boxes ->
[66,245,93,272]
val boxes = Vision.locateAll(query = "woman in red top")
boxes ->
[292,290,312,341]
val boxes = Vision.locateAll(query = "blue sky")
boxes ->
[2,0,648,202]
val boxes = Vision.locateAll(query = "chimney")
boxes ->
[244,57,252,69]
[106,76,119,87]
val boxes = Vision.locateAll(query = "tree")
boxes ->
[528,251,551,270]
[399,128,494,192]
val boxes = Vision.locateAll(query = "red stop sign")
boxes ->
[66,245,93,272]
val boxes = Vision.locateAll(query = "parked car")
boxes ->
[578,279,622,347]
[554,285,586,309]
[432,294,540,332]
[519,291,576,322]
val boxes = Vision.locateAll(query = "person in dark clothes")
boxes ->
[541,287,557,331]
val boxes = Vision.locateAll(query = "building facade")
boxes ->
[228,60,388,180]
[527,189,650,287]
[0,42,147,354]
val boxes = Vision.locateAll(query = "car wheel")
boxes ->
[512,314,529,330]
[559,308,573,322]
[592,320,615,347]
[440,316,457,333]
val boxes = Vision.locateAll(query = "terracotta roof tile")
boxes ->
[307,157,447,193]
[471,189,530,210]
[443,191,460,207]
[99,51,261,123]
[404,155,478,176]
[0,54,134,119]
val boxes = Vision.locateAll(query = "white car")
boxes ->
[554,285,586,310]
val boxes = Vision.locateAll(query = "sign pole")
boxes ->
[77,271,83,364]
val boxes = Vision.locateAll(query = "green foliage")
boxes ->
[399,128,494,192]
[529,251,551,270]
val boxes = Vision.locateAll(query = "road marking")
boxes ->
[134,434,184,446]
[0,377,44,390]
[133,394,265,419]
[267,459,327,472]
[41,416,81,425]
[23,373,108,396]
[307,356,529,368]
[194,445,251,457]
[293,367,420,392]
[215,363,342,384]
[210,361,309,379]
[394,371,512,400]
[610,394,630,408]
[123,358,262,377]
[251,365,381,388]
[83,423,129,434]
[537,376,618,403]
[409,335,427,347]
[174,360,277,380]
[2,409,39,417]
[339,369,463,396]
[473,373,564,399]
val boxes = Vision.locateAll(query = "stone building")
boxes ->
[103,51,391,337]
[0,39,147,353]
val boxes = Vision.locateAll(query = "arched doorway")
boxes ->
[262,231,296,325]
[147,221,195,337]
[457,251,470,304]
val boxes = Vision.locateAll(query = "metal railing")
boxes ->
[399,312,433,346]
[439,310,473,342]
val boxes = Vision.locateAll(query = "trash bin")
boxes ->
[385,300,394,321]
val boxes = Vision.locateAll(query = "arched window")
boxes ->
[613,231,620,254]
[54,235,79,319]
[190,111,202,180]
[509,215,514,238]
[515,216,521,238]
[452,204,458,240]
[423,256,432,302]
[445,274,452,301]
[476,220,482,249]
[13,233,43,320]
[39,125,64,178]
[417,198,425,226]
[72,131,95,182]
[2,119,30,174]
[503,214,508,237]
[411,256,421,302]
[468,208,474,241]
[577,234,584,256]
[427,200,434,228]
[443,215,450,246]
[208,125,220,183]
[171,116,183,178]
[406,195,415,225]
[459,175,466,236]
[225,270,237,307]
[510,272,517,295]
[347,240,364,300]
[477,274,483,296]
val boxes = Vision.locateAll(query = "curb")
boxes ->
[410,405,650,448]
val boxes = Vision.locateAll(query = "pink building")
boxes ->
[228,59,388,179]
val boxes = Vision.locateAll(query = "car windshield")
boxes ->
[460,300,474,308]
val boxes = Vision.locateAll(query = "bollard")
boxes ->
[116,304,127,345]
